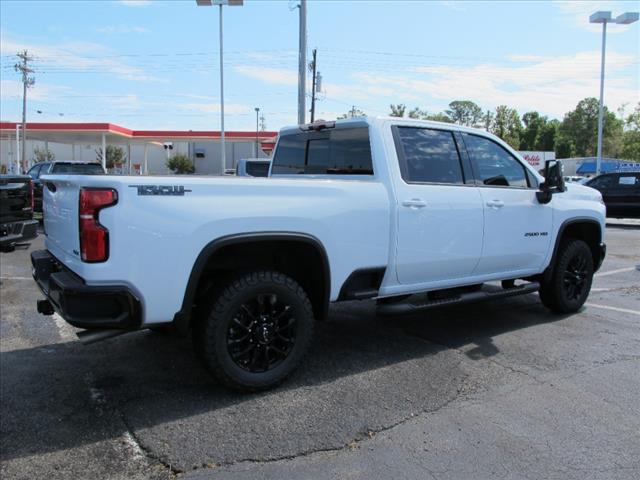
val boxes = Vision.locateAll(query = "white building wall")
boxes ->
[0,137,269,175]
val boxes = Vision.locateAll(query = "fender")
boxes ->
[173,232,331,334]
[543,217,604,282]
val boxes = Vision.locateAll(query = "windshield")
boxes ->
[50,163,104,175]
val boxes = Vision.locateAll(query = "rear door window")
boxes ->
[462,134,529,188]
[271,127,373,175]
[394,127,464,184]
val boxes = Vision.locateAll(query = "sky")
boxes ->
[0,0,639,132]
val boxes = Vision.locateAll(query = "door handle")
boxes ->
[486,199,504,209]
[402,198,427,208]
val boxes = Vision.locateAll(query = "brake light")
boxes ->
[79,188,117,263]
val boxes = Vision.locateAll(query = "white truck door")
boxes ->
[393,126,484,285]
[461,133,552,275]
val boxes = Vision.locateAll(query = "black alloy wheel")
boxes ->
[539,239,594,313]
[194,271,315,392]
[562,254,590,302]
[227,293,297,373]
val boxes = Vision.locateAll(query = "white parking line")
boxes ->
[0,276,32,280]
[586,303,640,316]
[53,313,77,341]
[595,267,635,277]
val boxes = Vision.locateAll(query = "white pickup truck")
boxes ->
[32,117,606,391]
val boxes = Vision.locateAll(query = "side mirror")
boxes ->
[536,160,565,204]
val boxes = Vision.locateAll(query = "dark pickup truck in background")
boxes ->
[27,161,105,213]
[0,174,38,252]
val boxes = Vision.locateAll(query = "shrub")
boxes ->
[166,154,195,174]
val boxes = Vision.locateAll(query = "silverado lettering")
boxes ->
[129,185,191,196]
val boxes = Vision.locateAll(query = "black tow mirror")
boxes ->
[536,160,565,204]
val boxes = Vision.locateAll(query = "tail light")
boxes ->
[79,188,117,263]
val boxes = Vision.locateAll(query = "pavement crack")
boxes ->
[118,408,181,478]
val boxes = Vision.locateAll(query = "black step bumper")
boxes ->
[0,219,38,248]
[31,250,142,330]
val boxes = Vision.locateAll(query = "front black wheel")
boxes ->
[539,239,594,313]
[194,271,315,392]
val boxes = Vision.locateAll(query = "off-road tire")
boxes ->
[539,239,594,313]
[193,271,315,392]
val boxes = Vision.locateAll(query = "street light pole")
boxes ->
[219,3,226,170]
[255,107,260,157]
[595,20,607,178]
[196,0,243,171]
[589,10,638,176]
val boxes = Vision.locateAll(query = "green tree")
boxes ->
[445,100,483,127]
[557,97,623,158]
[483,110,494,131]
[389,104,406,117]
[520,111,544,150]
[621,102,640,160]
[490,105,522,149]
[96,145,126,170]
[408,107,427,119]
[424,112,453,123]
[538,119,559,152]
[166,154,195,174]
[33,146,55,163]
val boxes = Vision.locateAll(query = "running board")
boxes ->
[377,282,540,316]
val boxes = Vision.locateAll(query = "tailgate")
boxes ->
[42,177,81,260]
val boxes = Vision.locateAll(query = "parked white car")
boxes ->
[32,117,606,391]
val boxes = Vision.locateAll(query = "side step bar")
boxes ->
[377,282,540,316]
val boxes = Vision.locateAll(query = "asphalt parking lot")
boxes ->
[1,224,639,480]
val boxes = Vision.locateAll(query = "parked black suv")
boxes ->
[586,171,640,218]
[27,161,105,213]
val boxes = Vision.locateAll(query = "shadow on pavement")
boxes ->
[0,292,559,467]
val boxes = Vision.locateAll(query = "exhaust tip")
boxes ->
[37,299,55,316]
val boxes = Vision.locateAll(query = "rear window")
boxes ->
[617,175,639,187]
[51,163,104,175]
[271,127,373,175]
[246,161,270,177]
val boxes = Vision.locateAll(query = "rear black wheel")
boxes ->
[194,271,315,392]
[539,239,594,313]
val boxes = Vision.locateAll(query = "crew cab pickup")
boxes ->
[32,118,606,391]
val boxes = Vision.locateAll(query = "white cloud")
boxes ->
[233,66,297,86]
[95,25,150,34]
[440,1,467,13]
[0,79,73,102]
[0,32,162,82]
[347,50,639,118]
[118,0,152,6]
[553,1,638,33]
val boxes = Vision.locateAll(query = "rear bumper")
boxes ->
[31,249,142,330]
[0,219,38,248]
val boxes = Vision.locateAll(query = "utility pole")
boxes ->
[350,105,356,118]
[14,50,35,173]
[309,49,317,122]
[254,107,260,157]
[297,0,307,125]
